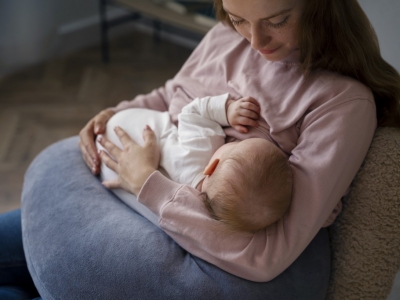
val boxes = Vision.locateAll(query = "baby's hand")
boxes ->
[226,97,260,133]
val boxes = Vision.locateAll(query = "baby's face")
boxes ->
[202,138,274,193]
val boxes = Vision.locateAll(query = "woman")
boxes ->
[2,0,400,298]
[85,0,400,280]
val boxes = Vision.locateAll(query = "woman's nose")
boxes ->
[250,25,271,50]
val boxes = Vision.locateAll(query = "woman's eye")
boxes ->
[267,16,289,28]
[230,18,244,26]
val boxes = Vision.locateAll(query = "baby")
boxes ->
[200,138,292,232]
[97,94,292,232]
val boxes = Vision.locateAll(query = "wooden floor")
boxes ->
[0,30,193,213]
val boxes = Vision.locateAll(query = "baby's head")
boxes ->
[202,138,292,233]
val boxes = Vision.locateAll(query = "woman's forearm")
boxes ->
[137,171,285,282]
[137,99,377,282]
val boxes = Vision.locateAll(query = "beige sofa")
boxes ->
[327,127,400,299]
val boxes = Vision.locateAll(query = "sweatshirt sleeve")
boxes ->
[110,81,173,113]
[108,23,234,119]
[137,98,376,282]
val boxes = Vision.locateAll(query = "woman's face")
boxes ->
[222,0,304,62]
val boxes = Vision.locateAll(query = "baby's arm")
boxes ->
[226,97,260,133]
[162,94,229,186]
[179,94,260,131]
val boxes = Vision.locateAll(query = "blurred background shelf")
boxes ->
[101,0,215,62]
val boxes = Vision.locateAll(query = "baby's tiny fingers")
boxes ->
[249,97,260,105]
[237,116,259,127]
[240,101,261,113]
[240,109,259,120]
[242,96,260,105]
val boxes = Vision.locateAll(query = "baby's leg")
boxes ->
[96,108,173,227]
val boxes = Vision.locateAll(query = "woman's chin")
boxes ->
[259,49,300,63]
[259,53,281,61]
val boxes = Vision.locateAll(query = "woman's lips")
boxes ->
[259,46,281,55]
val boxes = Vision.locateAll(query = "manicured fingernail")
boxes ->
[114,126,120,131]
[144,125,150,130]
[98,136,103,143]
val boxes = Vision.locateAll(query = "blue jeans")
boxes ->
[0,209,41,300]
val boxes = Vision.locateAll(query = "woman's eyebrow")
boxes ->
[223,7,292,20]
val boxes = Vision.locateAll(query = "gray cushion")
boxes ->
[21,136,330,300]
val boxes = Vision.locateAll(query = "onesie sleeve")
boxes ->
[137,98,376,282]
[161,94,229,187]
[180,93,230,127]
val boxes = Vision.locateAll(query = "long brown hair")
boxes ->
[213,0,400,127]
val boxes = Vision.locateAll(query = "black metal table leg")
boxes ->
[100,0,110,63]
[153,20,162,42]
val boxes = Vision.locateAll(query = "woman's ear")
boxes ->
[203,159,220,175]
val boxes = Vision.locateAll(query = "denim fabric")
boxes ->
[0,209,40,299]
[21,136,331,300]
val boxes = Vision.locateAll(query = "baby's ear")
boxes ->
[203,159,220,176]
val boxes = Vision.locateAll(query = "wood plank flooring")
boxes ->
[0,30,193,213]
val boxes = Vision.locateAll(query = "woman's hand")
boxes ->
[226,97,260,133]
[79,109,115,175]
[98,126,160,195]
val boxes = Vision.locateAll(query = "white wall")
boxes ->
[0,0,103,75]
[0,1,58,74]
[359,0,400,72]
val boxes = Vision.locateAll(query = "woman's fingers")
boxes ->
[99,150,118,172]
[98,136,122,159]
[94,109,115,135]
[114,126,137,147]
[79,140,98,174]
[112,125,154,148]
[102,179,121,190]
[79,122,101,174]
[141,125,160,171]
[79,109,115,175]
[98,125,159,195]
[142,125,157,147]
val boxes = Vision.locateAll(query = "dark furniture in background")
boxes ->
[99,0,214,62]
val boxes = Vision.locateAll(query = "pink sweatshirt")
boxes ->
[112,23,377,282]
